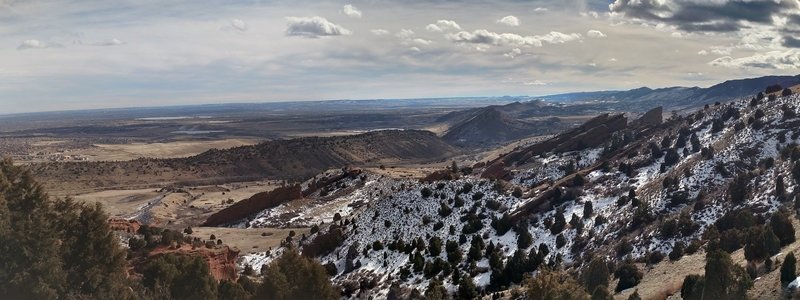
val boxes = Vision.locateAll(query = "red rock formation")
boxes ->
[149,245,240,282]
[203,184,302,226]
[108,218,141,234]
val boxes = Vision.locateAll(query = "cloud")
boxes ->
[92,38,125,46]
[524,80,547,86]
[534,7,549,12]
[447,29,581,47]
[711,47,732,55]
[698,50,708,55]
[220,19,248,32]
[580,11,600,18]
[425,20,461,32]
[285,16,351,38]
[504,48,522,58]
[231,19,247,31]
[587,30,606,38]
[396,29,415,39]
[342,4,362,18]
[785,36,800,48]
[709,49,800,69]
[497,15,520,27]
[17,39,62,50]
[370,29,389,35]
[609,0,800,33]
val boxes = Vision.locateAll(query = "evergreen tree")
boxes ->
[590,286,613,300]
[524,268,589,300]
[583,201,593,218]
[142,254,218,300]
[585,258,609,293]
[702,249,751,299]
[781,252,797,285]
[429,236,442,256]
[425,279,450,300]
[613,261,642,292]
[770,209,796,246]
[218,280,250,300]
[256,249,338,300]
[0,159,134,300]
[457,275,478,300]
[551,208,566,235]
[680,274,704,300]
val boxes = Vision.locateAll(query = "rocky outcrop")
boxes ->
[203,185,302,226]
[494,113,628,167]
[631,106,663,128]
[303,168,363,197]
[108,218,141,234]
[149,245,240,281]
[480,161,512,180]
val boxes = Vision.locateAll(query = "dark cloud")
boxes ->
[784,36,800,48]
[610,0,799,33]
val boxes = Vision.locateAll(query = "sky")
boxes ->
[1,0,800,114]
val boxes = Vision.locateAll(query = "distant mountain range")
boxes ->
[539,75,800,111]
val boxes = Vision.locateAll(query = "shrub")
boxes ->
[770,209,796,246]
[421,187,433,198]
[585,258,610,293]
[782,252,797,285]
[681,274,704,300]
[583,201,593,218]
[524,268,590,300]
[551,208,567,235]
[257,250,338,300]
[614,261,642,292]
[669,242,685,261]
[702,249,751,299]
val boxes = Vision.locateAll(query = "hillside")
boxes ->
[540,75,800,111]
[235,87,800,298]
[442,107,562,147]
[29,130,458,194]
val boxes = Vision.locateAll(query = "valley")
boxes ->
[3,76,800,300]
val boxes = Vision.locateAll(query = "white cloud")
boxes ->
[609,58,617,62]
[711,47,732,55]
[497,15,520,27]
[341,4,362,18]
[396,29,415,39]
[671,32,683,38]
[447,29,581,47]
[17,39,61,50]
[587,30,606,38]
[413,38,432,45]
[534,7,549,12]
[524,80,547,86]
[370,29,389,35]
[425,20,461,32]
[231,19,247,31]
[580,11,600,18]
[285,16,351,38]
[709,50,800,70]
[504,48,522,58]
[92,38,125,46]
[698,50,708,55]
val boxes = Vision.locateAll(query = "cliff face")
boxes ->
[483,113,628,178]
[108,218,141,234]
[203,184,302,226]
[149,245,240,282]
